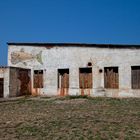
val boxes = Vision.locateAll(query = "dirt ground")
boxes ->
[0,96,140,140]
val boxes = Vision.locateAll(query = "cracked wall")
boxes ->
[7,45,140,98]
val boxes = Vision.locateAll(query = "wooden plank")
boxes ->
[131,68,140,89]
[34,73,43,88]
[104,68,118,89]
[59,71,69,88]
[79,68,92,89]
[138,70,140,88]
[136,70,138,89]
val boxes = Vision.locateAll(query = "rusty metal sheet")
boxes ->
[0,78,4,98]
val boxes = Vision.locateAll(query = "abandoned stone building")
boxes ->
[0,43,140,98]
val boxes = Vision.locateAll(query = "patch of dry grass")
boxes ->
[0,97,140,139]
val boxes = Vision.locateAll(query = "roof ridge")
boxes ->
[7,42,140,48]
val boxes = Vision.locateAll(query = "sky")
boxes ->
[0,0,140,65]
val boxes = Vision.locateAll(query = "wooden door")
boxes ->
[58,69,69,96]
[79,68,92,96]
[18,69,31,96]
[104,67,119,89]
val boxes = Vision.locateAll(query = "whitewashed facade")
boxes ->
[1,43,140,98]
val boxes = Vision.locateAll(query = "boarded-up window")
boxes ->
[104,67,119,89]
[131,66,140,89]
[58,69,69,88]
[34,70,43,88]
[0,78,4,98]
[79,68,92,89]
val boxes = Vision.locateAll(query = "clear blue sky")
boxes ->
[0,0,140,65]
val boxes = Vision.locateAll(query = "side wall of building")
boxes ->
[8,45,140,97]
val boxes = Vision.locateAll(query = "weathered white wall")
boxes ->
[0,68,9,98]
[8,45,140,97]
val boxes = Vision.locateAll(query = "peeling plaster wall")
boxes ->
[8,45,140,98]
